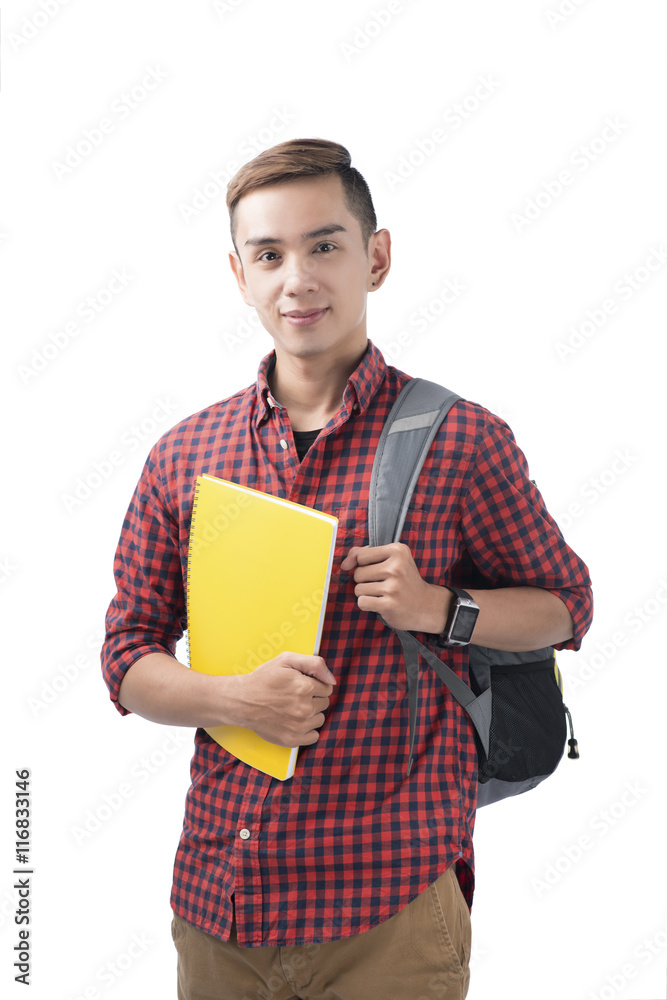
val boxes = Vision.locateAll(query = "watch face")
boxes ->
[450,605,479,643]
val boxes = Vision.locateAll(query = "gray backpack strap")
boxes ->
[369,378,491,775]
[369,378,462,547]
[395,629,491,775]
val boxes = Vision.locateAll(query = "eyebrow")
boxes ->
[244,224,347,248]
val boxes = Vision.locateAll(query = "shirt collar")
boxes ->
[253,339,387,429]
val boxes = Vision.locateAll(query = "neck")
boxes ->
[268,341,368,432]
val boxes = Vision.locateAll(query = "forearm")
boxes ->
[118,651,245,727]
[424,585,574,652]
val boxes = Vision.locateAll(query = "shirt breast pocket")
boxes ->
[330,501,430,565]
[324,500,431,627]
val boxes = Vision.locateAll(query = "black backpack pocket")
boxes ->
[475,659,567,785]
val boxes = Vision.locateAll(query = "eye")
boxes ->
[257,250,280,262]
[315,242,336,253]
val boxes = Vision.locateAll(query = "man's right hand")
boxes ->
[231,652,336,747]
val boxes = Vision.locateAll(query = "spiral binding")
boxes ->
[185,477,202,672]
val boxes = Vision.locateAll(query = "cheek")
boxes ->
[250,288,281,327]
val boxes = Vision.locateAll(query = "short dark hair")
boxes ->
[226,137,378,254]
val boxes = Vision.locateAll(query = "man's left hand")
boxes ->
[341,543,451,633]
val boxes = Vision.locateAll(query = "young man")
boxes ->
[101,138,593,999]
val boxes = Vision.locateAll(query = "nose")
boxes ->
[281,254,319,297]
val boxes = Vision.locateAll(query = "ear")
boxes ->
[368,229,391,290]
[229,250,254,307]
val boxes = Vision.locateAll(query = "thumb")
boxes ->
[341,546,361,571]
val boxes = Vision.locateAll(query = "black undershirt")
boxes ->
[292,428,322,461]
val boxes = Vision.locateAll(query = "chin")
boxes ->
[288,342,329,360]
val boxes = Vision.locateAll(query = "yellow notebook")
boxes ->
[186,474,338,780]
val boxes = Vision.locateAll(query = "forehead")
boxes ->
[234,173,358,243]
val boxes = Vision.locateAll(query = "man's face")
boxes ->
[229,173,389,362]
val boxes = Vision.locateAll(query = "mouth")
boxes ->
[282,308,328,327]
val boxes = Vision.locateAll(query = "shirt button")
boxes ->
[267,396,275,407]
[239,828,251,840]
[353,403,359,411]
[279,439,288,450]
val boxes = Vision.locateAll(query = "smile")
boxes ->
[283,308,328,327]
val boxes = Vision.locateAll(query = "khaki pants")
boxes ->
[171,865,471,1000]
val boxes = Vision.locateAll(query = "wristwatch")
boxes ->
[429,586,480,647]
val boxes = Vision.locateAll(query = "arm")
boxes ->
[101,444,334,746]
[118,649,336,747]
[417,581,574,651]
[118,651,243,727]
[341,405,593,649]
[341,545,574,650]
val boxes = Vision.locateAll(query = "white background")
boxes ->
[1,1,666,998]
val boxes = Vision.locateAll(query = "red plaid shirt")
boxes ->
[101,340,593,948]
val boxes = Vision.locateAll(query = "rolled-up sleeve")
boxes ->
[460,410,593,650]
[101,446,186,714]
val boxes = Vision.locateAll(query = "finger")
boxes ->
[354,581,388,599]
[353,544,399,566]
[352,562,390,584]
[355,594,386,614]
[290,674,333,700]
[298,713,326,738]
[340,546,362,571]
[283,653,336,685]
[309,683,333,701]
